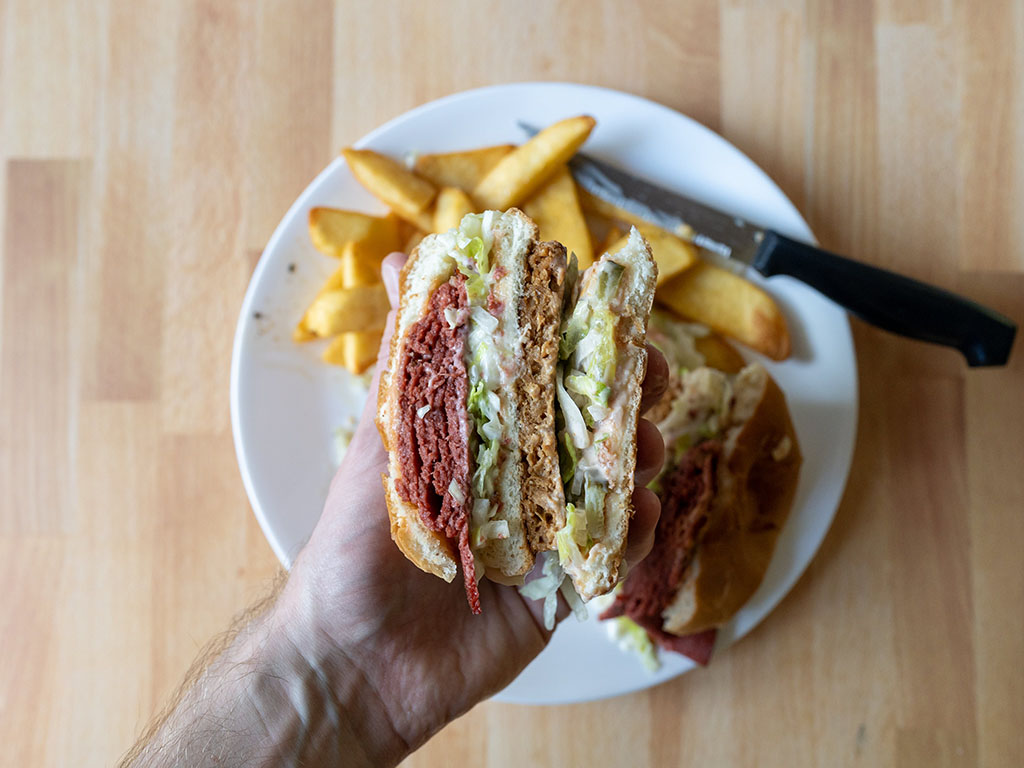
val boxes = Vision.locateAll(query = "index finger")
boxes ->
[640,344,668,414]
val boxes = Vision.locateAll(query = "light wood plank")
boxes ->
[243,0,334,253]
[1,159,88,535]
[721,3,808,212]
[963,273,1024,768]
[954,0,1024,271]
[0,0,100,157]
[1,1,1023,765]
[80,0,177,401]
[159,1,255,434]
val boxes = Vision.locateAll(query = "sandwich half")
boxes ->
[377,209,567,613]
[600,354,802,664]
[552,228,658,600]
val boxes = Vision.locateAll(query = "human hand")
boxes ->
[279,252,668,763]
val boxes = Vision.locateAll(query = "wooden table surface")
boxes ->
[3,1,1023,765]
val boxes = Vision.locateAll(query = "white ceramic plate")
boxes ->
[230,83,858,705]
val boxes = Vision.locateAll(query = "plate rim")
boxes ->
[230,81,859,704]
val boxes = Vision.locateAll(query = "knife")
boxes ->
[519,122,1017,367]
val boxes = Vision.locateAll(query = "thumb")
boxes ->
[351,252,407,442]
[381,251,405,308]
[372,251,407,376]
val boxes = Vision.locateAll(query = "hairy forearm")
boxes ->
[120,577,410,768]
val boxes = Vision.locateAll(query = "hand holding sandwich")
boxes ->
[122,251,667,768]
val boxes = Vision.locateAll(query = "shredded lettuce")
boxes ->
[559,579,589,623]
[556,504,586,569]
[447,479,465,504]
[583,476,606,538]
[472,438,499,498]
[647,309,707,372]
[518,552,588,630]
[553,259,629,570]
[518,553,565,630]
[580,308,617,383]
[472,519,509,548]
[450,214,508,552]
[596,260,624,302]
[559,432,578,484]
[555,367,589,449]
[565,372,610,405]
[560,307,589,360]
[608,616,660,671]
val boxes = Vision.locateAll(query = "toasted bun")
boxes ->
[377,209,561,583]
[565,228,658,600]
[661,363,802,634]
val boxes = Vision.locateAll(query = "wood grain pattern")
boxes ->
[1,1,1022,766]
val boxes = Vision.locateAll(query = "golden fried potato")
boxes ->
[473,116,596,210]
[342,148,436,230]
[596,224,625,256]
[656,261,791,360]
[413,145,515,191]
[339,240,382,287]
[606,226,698,285]
[576,186,654,230]
[321,335,347,366]
[322,330,382,373]
[293,264,347,342]
[433,187,475,233]
[404,230,426,254]
[308,208,400,257]
[522,166,593,270]
[301,284,389,338]
[694,332,746,374]
[328,241,387,372]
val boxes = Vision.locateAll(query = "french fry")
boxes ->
[694,332,746,374]
[433,187,475,233]
[522,167,594,270]
[577,186,661,231]
[321,331,383,372]
[325,330,382,373]
[597,224,625,256]
[413,145,515,190]
[473,116,596,210]
[319,238,388,371]
[342,148,436,231]
[308,207,400,257]
[404,230,426,254]
[656,261,791,360]
[340,240,384,286]
[605,226,698,285]
[302,284,390,338]
[321,335,348,365]
[293,264,347,342]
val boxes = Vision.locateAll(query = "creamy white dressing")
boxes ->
[444,213,514,560]
[555,258,630,567]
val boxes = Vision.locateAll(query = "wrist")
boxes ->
[273,572,416,767]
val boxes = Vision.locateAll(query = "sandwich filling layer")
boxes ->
[554,258,629,570]
[394,276,478,612]
[599,439,721,666]
[393,212,518,612]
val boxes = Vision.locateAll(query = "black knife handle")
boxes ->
[753,231,1017,367]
